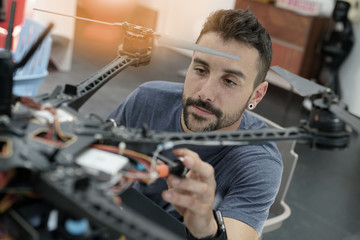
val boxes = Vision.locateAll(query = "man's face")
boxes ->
[181,32,261,132]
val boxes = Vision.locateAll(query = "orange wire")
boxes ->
[54,115,70,142]
[20,97,41,110]
[20,96,57,114]
[91,144,152,169]
[1,144,7,156]
[0,193,18,213]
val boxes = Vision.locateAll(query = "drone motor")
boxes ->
[308,98,346,133]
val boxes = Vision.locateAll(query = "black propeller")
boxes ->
[270,65,328,96]
[270,65,360,134]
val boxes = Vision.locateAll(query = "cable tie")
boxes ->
[157,141,174,152]
[118,142,126,155]
[108,118,117,127]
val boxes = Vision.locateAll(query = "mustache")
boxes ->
[184,98,222,118]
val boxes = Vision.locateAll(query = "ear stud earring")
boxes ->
[248,103,254,110]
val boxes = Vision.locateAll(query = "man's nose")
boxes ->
[197,76,217,102]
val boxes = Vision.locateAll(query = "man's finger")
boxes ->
[168,175,210,196]
[173,148,215,179]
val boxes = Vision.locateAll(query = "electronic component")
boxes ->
[32,108,77,125]
[76,148,129,181]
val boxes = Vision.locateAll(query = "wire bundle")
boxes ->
[20,97,71,147]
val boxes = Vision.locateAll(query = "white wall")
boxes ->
[26,0,77,71]
[339,21,360,117]
[137,0,236,56]
[338,1,360,117]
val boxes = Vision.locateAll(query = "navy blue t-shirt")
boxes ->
[107,81,283,234]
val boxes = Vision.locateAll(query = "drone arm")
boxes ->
[66,55,139,110]
[163,127,308,147]
[108,126,311,155]
[160,126,350,151]
[109,124,350,154]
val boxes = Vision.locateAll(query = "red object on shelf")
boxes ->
[0,0,26,50]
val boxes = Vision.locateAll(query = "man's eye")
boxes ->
[224,79,237,86]
[194,68,206,75]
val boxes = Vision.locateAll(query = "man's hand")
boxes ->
[161,148,218,238]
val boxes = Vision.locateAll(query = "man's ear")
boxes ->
[248,81,268,109]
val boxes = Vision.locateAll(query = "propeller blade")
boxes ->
[157,35,240,60]
[33,8,240,60]
[270,66,328,96]
[330,104,360,133]
[33,8,124,26]
[34,8,240,60]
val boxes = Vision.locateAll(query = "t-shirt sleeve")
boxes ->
[106,83,153,127]
[106,91,133,126]
[218,145,283,234]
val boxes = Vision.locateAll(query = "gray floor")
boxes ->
[37,28,360,240]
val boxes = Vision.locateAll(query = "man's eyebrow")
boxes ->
[193,57,209,67]
[223,69,245,80]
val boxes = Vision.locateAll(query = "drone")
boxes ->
[1,2,360,240]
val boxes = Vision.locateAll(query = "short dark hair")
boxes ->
[196,9,272,87]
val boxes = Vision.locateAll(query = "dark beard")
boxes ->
[182,96,245,132]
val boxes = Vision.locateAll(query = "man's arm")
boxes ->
[161,148,259,240]
[224,217,258,240]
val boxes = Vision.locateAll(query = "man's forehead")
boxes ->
[195,32,259,63]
